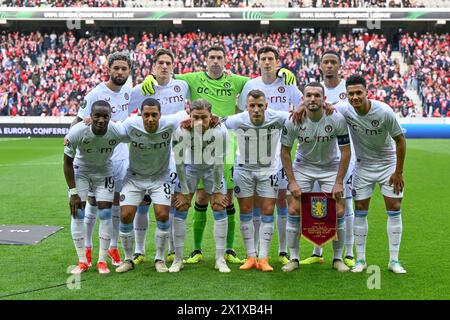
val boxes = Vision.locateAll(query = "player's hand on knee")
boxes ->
[277,68,296,86]
[323,102,335,116]
[288,182,302,199]
[69,195,81,218]
[141,74,157,95]
[174,194,190,211]
[389,172,404,195]
[211,192,227,211]
[332,182,344,200]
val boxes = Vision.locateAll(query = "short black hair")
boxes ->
[141,98,161,113]
[91,100,111,114]
[191,99,212,112]
[247,89,266,100]
[108,51,132,69]
[320,50,341,64]
[257,46,279,60]
[303,82,325,95]
[346,75,367,88]
[206,45,226,57]
[154,48,174,63]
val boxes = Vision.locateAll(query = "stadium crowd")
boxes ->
[1,30,447,117]
[401,33,450,118]
[1,0,432,7]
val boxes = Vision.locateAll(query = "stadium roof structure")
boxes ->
[0,7,449,22]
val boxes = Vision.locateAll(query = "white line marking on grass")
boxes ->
[0,162,60,167]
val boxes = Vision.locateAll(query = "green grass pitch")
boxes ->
[0,137,449,300]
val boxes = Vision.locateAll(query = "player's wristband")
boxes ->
[69,188,78,196]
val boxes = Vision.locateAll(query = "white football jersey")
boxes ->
[172,124,228,195]
[238,77,302,112]
[336,100,403,164]
[121,111,187,177]
[129,79,190,116]
[222,109,289,173]
[64,122,128,175]
[77,82,132,161]
[321,79,348,105]
[281,112,349,169]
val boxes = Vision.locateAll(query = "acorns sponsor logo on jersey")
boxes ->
[224,82,231,89]
[109,139,117,146]
[371,120,380,128]
[124,93,129,100]
[339,92,347,100]
[174,85,181,93]
[162,132,170,139]
[325,125,333,133]
[278,86,286,94]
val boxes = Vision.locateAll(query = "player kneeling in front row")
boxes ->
[280,82,351,272]
[115,98,187,273]
[64,100,128,274]
[171,99,230,273]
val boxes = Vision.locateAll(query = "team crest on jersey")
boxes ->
[120,194,125,202]
[278,86,286,94]
[223,82,231,89]
[371,120,380,128]
[339,93,347,100]
[311,196,328,219]
[268,124,276,132]
[174,85,181,93]
[325,125,333,133]
[109,139,117,146]
[162,132,169,139]
[124,93,129,100]
[80,100,87,109]
[234,186,240,194]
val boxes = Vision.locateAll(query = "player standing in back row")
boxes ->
[238,46,303,266]
[142,45,297,265]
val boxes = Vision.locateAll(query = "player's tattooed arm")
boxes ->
[70,116,83,128]
[63,154,81,218]
[333,144,351,200]
[390,134,406,194]
[281,145,301,199]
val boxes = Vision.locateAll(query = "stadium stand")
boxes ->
[1,29,443,117]
[2,0,448,7]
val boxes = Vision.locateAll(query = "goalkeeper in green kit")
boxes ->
[142,45,296,265]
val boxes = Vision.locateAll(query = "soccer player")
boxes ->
[115,98,187,273]
[280,82,351,273]
[64,100,128,274]
[222,89,289,272]
[238,46,303,265]
[301,51,356,267]
[142,45,296,265]
[170,99,229,273]
[336,75,407,274]
[129,48,190,265]
[71,52,132,267]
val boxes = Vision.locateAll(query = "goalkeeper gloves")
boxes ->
[277,68,297,86]
[141,74,157,95]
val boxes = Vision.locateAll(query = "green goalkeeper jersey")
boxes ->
[175,72,249,117]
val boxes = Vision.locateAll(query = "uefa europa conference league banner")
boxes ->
[0,123,70,137]
[0,8,449,21]
[0,120,449,138]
